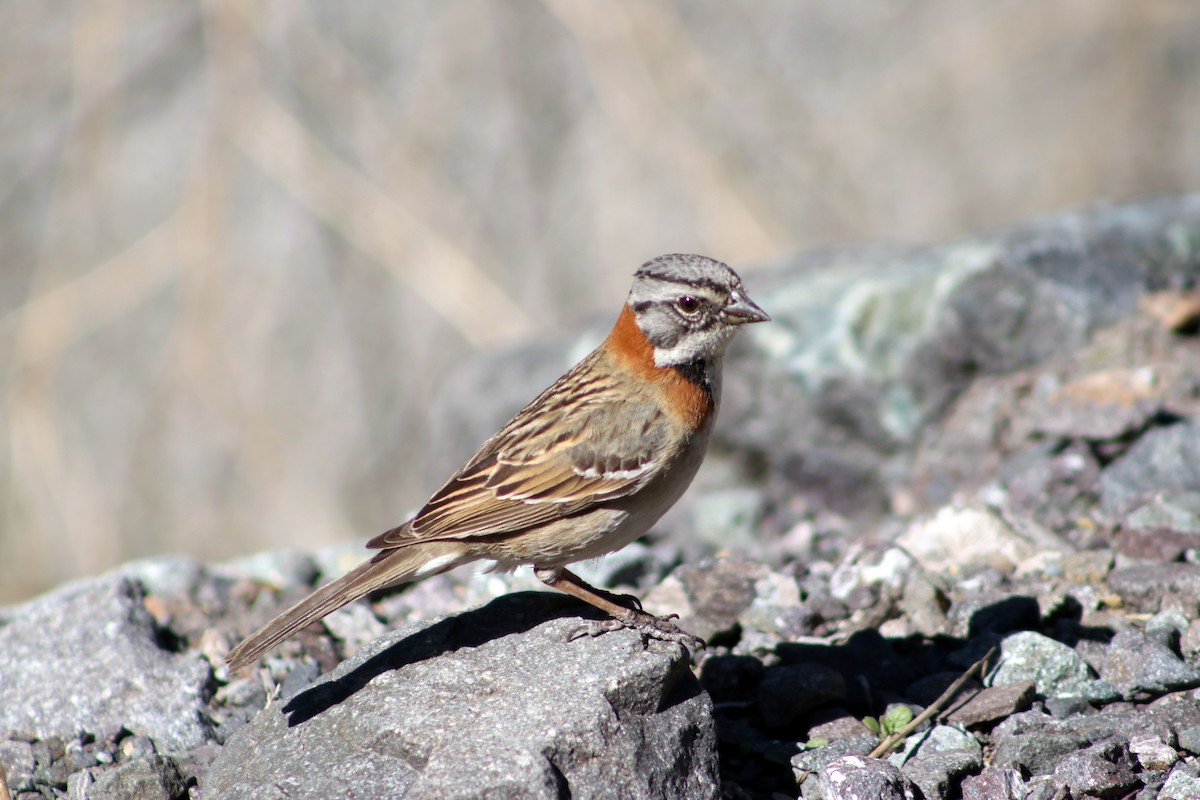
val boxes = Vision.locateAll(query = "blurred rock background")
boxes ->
[2,1,1199,603]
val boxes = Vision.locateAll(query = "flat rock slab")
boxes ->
[203,593,717,800]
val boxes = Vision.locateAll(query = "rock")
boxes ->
[790,736,878,781]
[1100,420,1200,519]
[896,506,1050,574]
[1118,490,1200,562]
[755,663,845,729]
[948,591,1040,637]
[804,709,877,744]
[0,576,214,753]
[1051,746,1138,799]
[989,631,1116,701]
[1140,289,1200,333]
[816,755,919,800]
[1107,563,1200,613]
[961,766,1028,800]
[698,655,764,704]
[642,557,766,645]
[87,755,188,800]
[1032,368,1164,441]
[1126,490,1200,534]
[1160,761,1200,800]
[1128,733,1179,772]
[1063,549,1115,584]
[1100,630,1200,700]
[990,712,1089,775]
[738,570,810,640]
[0,740,35,794]
[900,749,983,800]
[1179,724,1200,755]
[886,724,984,797]
[898,572,950,637]
[947,682,1036,729]
[203,594,718,800]
[889,724,980,762]
[1003,442,1102,541]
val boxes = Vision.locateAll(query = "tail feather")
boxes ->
[226,542,467,672]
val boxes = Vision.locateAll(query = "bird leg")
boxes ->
[534,566,705,649]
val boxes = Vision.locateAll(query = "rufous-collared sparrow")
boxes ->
[227,254,769,671]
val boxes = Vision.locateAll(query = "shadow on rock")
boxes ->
[283,591,608,726]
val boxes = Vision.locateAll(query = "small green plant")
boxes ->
[863,705,914,741]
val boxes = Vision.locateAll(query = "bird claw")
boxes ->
[567,617,626,641]
[566,612,705,650]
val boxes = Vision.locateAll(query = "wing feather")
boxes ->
[368,350,672,549]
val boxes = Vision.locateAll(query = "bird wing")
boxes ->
[367,353,673,549]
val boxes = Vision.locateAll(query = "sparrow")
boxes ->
[227,254,769,671]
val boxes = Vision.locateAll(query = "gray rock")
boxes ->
[1100,420,1200,519]
[991,724,1089,776]
[1004,441,1103,538]
[897,505,1052,574]
[1052,747,1138,799]
[0,740,35,793]
[1030,368,1163,441]
[893,723,979,759]
[790,736,878,780]
[1107,563,1200,613]
[989,631,1116,701]
[1101,630,1200,700]
[203,594,717,800]
[887,725,982,800]
[898,572,950,637]
[900,749,983,800]
[1118,490,1200,562]
[1178,724,1200,755]
[642,557,779,645]
[1126,490,1200,534]
[87,755,188,800]
[1161,761,1200,800]
[0,576,214,752]
[1128,732,1179,772]
[961,766,1028,800]
[948,591,1040,638]
[804,710,877,744]
[816,755,918,800]
[990,700,1197,785]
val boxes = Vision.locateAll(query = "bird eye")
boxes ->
[676,295,700,314]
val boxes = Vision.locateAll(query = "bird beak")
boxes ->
[725,291,771,324]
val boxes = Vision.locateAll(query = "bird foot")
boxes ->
[567,611,705,650]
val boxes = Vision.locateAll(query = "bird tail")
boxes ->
[226,542,468,672]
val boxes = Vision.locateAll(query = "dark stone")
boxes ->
[756,664,845,729]
[699,655,764,704]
